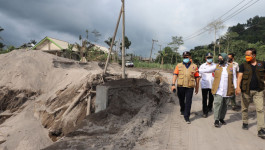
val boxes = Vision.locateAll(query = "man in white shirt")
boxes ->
[199,53,237,127]
[199,52,216,118]
[228,53,239,110]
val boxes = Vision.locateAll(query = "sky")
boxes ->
[0,0,264,58]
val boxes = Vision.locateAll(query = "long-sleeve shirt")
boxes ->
[199,63,237,97]
[199,63,216,89]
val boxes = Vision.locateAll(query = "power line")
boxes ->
[184,0,260,41]
[184,0,246,40]
[222,0,259,22]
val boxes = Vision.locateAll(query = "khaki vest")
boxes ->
[177,63,197,88]
[241,60,265,94]
[211,64,235,96]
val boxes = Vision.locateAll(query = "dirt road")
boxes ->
[132,69,265,150]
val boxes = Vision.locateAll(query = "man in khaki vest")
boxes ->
[236,48,265,139]
[199,53,237,127]
[171,51,199,124]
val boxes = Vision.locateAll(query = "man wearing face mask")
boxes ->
[198,53,216,118]
[171,51,200,124]
[199,53,237,127]
[228,53,240,110]
[236,48,265,139]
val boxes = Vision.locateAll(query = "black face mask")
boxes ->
[218,59,225,65]
[228,58,233,63]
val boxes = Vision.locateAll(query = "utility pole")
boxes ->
[121,0,125,78]
[103,6,123,74]
[149,39,158,62]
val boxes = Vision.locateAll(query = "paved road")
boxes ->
[134,71,265,150]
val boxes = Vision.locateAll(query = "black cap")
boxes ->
[205,52,213,57]
[183,51,191,56]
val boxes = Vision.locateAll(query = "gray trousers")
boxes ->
[213,94,231,121]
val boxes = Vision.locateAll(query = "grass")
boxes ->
[133,61,176,70]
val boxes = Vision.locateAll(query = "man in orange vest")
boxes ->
[199,53,237,127]
[171,51,200,124]
[236,48,265,138]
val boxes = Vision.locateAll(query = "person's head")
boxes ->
[205,52,213,64]
[182,51,191,64]
[245,48,256,62]
[218,53,228,65]
[228,53,235,63]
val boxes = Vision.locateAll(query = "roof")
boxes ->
[32,36,78,51]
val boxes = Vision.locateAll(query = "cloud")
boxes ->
[0,0,264,57]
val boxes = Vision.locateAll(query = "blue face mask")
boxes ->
[183,58,190,64]
[207,58,213,63]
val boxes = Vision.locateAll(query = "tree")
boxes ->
[168,36,183,64]
[223,32,239,53]
[206,20,225,57]
[85,29,89,40]
[104,37,117,47]
[0,26,3,41]
[66,44,74,59]
[92,29,101,42]
[119,36,131,51]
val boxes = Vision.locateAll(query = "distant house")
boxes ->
[141,57,152,62]
[32,36,111,61]
[32,36,78,54]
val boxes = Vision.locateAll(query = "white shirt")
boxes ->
[231,61,239,72]
[199,63,216,89]
[199,63,237,97]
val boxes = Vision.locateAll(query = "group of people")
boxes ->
[171,48,265,139]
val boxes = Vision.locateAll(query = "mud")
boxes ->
[43,78,170,150]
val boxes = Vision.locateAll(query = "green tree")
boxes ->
[119,36,131,50]
[168,36,183,64]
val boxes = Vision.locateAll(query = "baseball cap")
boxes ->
[183,51,191,56]
[205,52,213,58]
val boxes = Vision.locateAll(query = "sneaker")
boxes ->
[214,120,220,128]
[203,114,208,118]
[219,119,226,125]
[242,123,248,130]
[181,111,184,115]
[232,106,236,110]
[185,119,191,124]
[258,129,265,138]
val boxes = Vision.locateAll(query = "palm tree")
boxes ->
[0,27,4,41]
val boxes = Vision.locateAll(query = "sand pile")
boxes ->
[0,50,113,150]
[0,50,171,150]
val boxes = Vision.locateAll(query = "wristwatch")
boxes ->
[171,84,175,86]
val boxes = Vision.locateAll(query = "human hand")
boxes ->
[235,87,241,96]
[171,86,176,93]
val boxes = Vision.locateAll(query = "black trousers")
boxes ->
[177,87,194,120]
[201,88,214,114]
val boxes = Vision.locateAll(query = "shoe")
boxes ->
[258,129,265,138]
[219,119,226,125]
[242,123,248,130]
[185,119,191,124]
[232,106,238,111]
[203,114,208,118]
[214,120,220,128]
[181,111,184,115]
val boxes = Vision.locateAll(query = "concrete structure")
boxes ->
[95,79,154,113]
